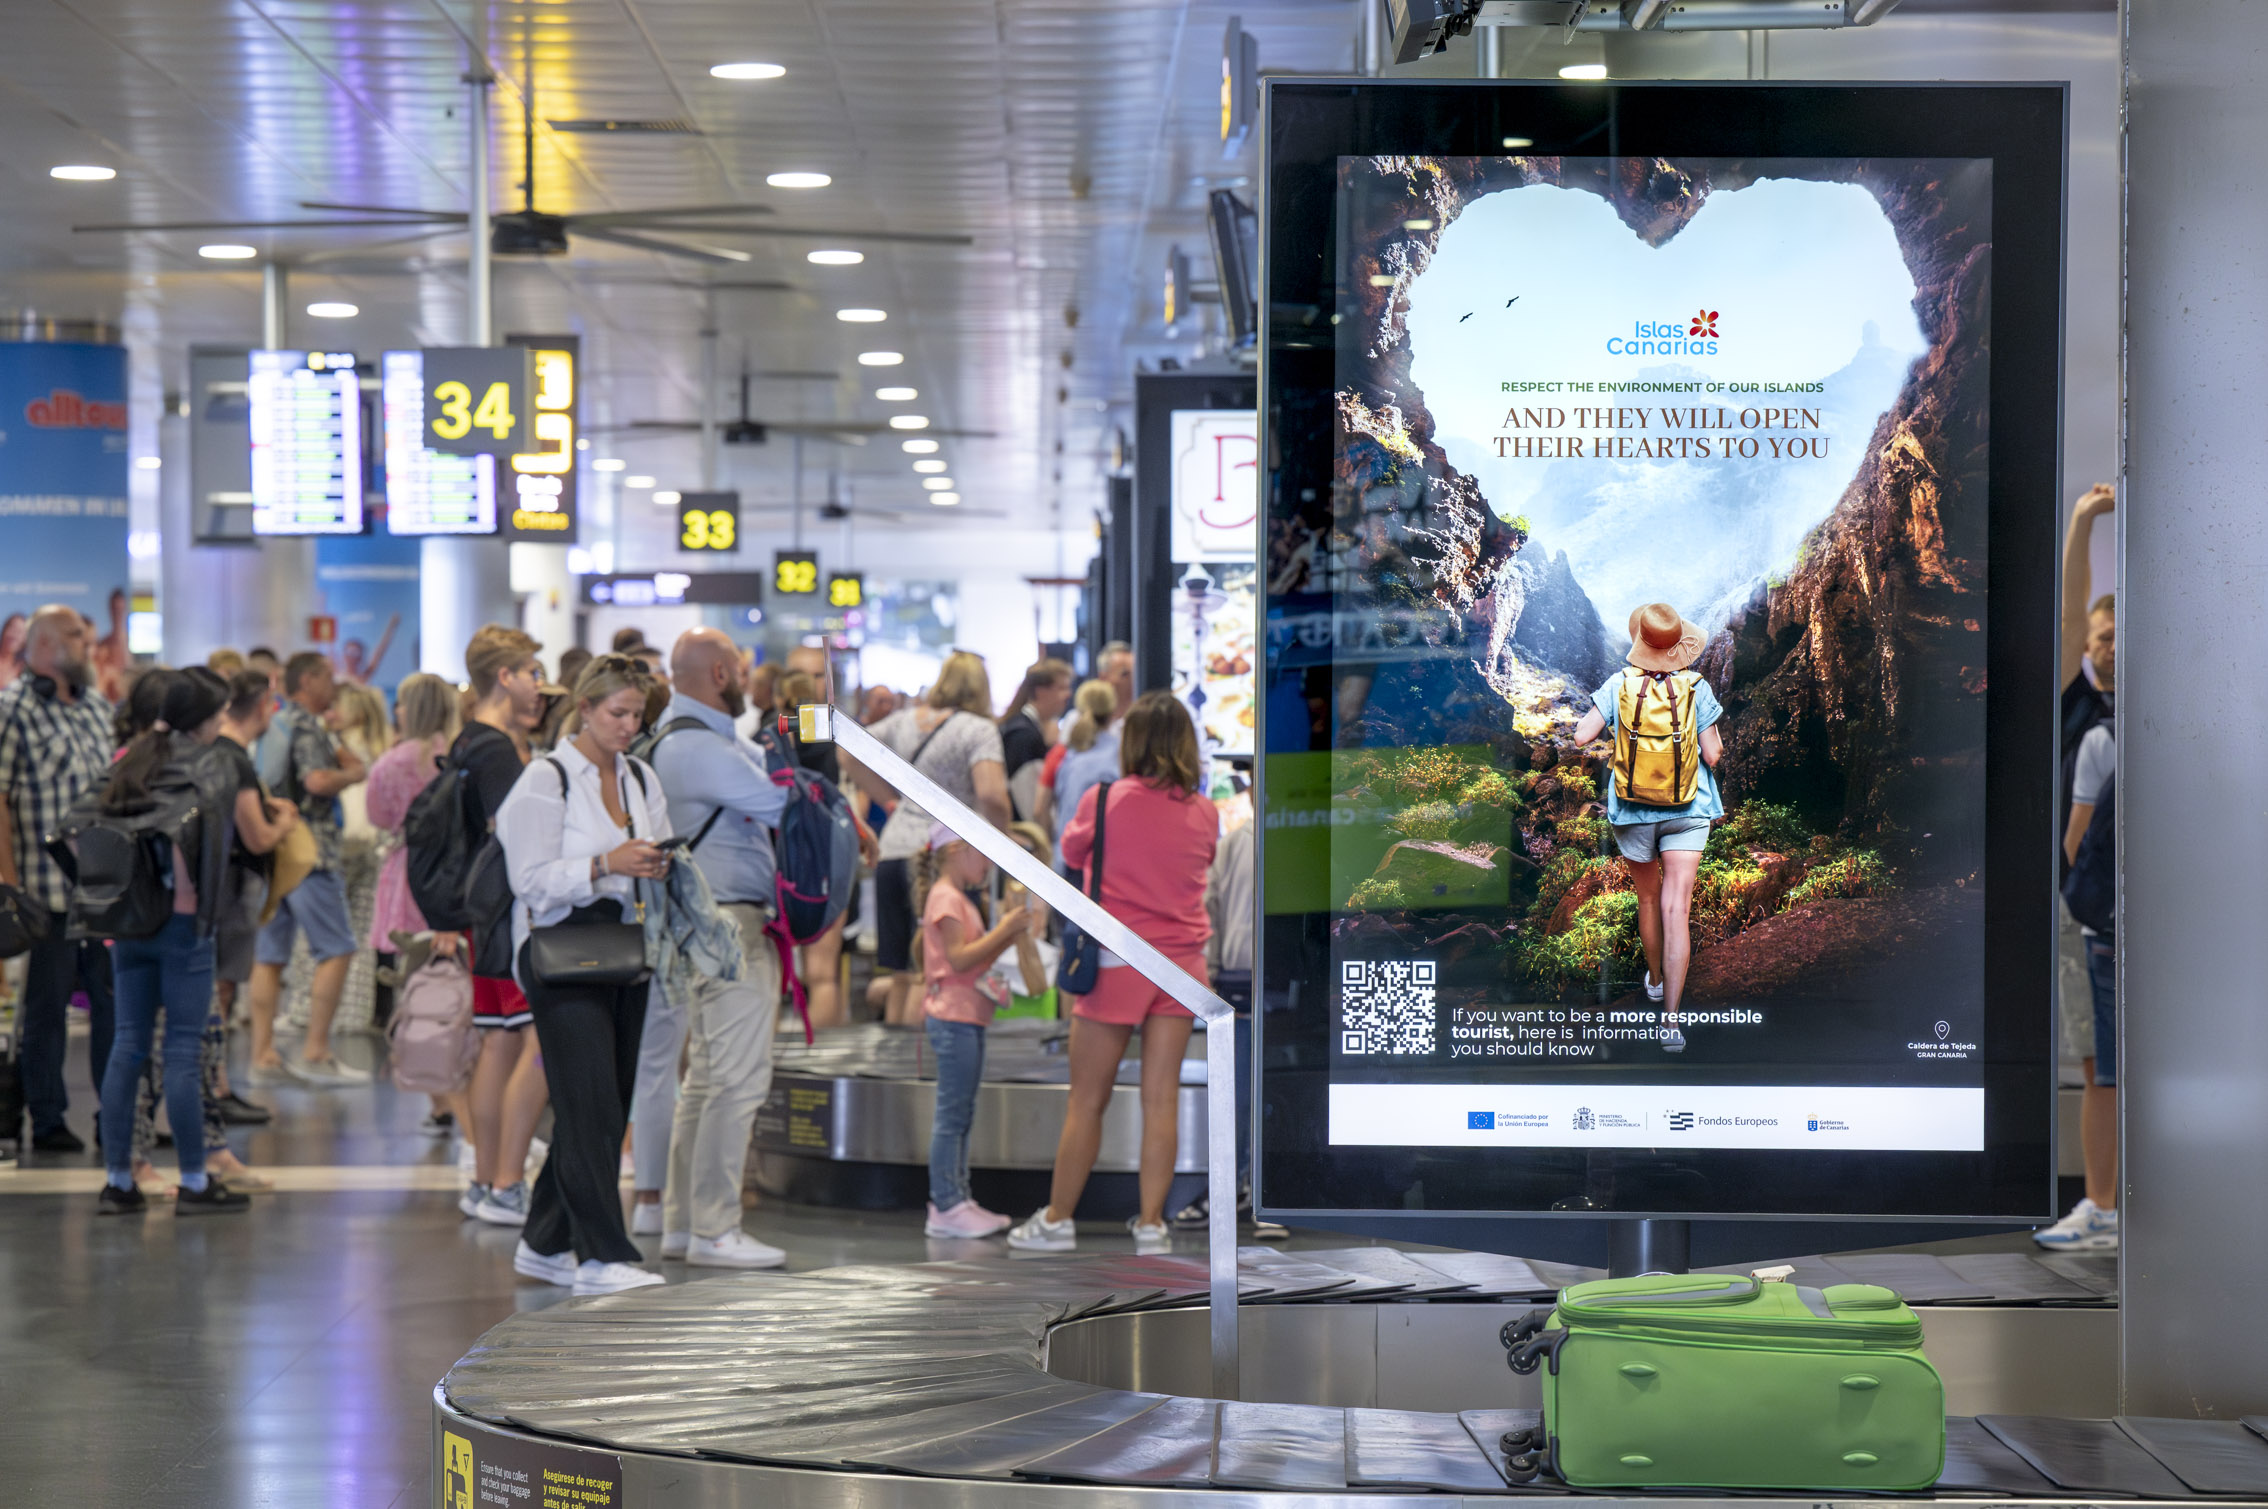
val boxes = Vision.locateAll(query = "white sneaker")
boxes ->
[1128,1216,1172,1252]
[1006,1209,1077,1252]
[573,1260,666,1296]
[687,1230,788,1269]
[660,1230,690,1259]
[288,1054,372,1086]
[630,1201,664,1235]
[926,1200,1012,1238]
[1661,1023,1687,1053]
[2034,1196,2119,1251]
[513,1240,575,1286]
[474,1182,529,1227]
[1644,971,1665,1003]
[458,1182,491,1219]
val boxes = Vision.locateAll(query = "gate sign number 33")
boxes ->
[775,551,820,595]
[678,491,739,553]
[421,346,534,456]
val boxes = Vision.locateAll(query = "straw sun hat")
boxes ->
[1625,602,1704,673]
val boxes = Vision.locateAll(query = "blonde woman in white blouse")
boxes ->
[494,654,675,1297]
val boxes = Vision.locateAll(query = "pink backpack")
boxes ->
[388,953,478,1094]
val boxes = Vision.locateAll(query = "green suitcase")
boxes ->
[1502,1269,1946,1492]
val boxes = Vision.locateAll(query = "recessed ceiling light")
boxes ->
[929,492,960,507]
[921,477,954,491]
[888,415,930,430]
[807,248,863,266]
[306,301,358,318]
[1559,63,1608,80]
[875,386,917,401]
[836,308,886,323]
[50,165,115,181]
[134,455,163,470]
[592,458,626,472]
[901,438,939,454]
[199,243,258,260]
[857,350,904,367]
[575,437,590,450]
[710,61,786,81]
[653,490,682,506]
[1502,136,1534,149]
[912,459,947,474]
[625,475,656,489]
[767,171,831,189]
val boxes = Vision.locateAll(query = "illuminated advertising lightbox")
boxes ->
[249,349,363,535]
[1167,409,1258,763]
[1258,82,2065,1226]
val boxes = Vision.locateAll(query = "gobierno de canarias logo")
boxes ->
[1606,307,1720,357]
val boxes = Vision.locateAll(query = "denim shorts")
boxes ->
[2085,938,2117,1086]
[1612,815,1712,863]
[254,867,357,965]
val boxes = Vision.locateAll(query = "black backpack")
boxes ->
[49,756,209,942]
[403,752,483,931]
[2061,777,2115,939]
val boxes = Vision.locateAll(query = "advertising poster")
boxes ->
[1167,410,1259,767]
[1308,155,1992,1155]
[314,533,419,697]
[0,342,131,631]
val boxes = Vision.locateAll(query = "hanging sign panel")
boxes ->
[677,490,739,553]
[0,341,131,627]
[420,346,532,457]
[772,550,820,597]
[382,349,496,535]
[504,335,578,542]
[249,349,364,535]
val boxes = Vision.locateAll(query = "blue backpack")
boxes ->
[2061,777,2115,940]
[769,763,859,945]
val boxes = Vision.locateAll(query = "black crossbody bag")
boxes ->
[1054,777,1114,995]
[524,756,652,989]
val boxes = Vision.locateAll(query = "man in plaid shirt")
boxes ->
[0,606,118,1153]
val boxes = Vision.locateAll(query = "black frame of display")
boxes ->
[1253,79,2065,1237]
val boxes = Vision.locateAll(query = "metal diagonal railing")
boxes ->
[797,704,1241,1399]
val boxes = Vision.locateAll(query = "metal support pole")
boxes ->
[1359,0,1386,74]
[700,294,719,491]
[798,705,1239,1399]
[260,262,287,350]
[792,433,806,551]
[1476,24,1503,77]
[1607,1218,1691,1278]
[467,69,493,347]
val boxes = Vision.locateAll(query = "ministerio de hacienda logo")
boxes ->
[1606,307,1721,357]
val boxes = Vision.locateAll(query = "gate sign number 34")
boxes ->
[421,346,534,456]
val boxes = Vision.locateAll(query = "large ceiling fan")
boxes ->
[73,79,971,265]
[605,367,998,444]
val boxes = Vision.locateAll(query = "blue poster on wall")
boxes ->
[0,343,130,633]
[314,533,420,698]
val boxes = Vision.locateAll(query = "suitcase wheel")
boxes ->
[1499,1308,1551,1352]
[1503,1451,1542,1484]
[1499,1426,1544,1454]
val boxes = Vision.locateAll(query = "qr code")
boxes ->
[1340,959,1437,1056]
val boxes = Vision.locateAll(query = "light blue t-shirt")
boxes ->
[1592,669,1725,825]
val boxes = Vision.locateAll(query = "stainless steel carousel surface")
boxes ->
[429,1243,2268,1508]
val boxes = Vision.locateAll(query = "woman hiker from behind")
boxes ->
[1570,603,1725,1054]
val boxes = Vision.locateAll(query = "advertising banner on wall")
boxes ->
[0,342,131,631]
[1319,153,1991,1154]
[314,533,419,697]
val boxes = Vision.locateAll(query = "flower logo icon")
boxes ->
[1689,309,1719,338]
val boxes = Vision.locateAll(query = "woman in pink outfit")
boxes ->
[363,673,464,1127]
[1008,692,1217,1254]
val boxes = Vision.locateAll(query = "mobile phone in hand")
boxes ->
[651,834,693,854]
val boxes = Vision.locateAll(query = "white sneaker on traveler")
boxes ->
[288,1054,371,1086]
[926,1200,1011,1239]
[630,1201,665,1236]
[513,1240,575,1286]
[1644,971,1665,1003]
[1127,1216,1172,1253]
[1006,1208,1077,1252]
[474,1182,529,1227]
[458,1182,490,1219]
[573,1261,666,1297]
[2033,1197,2119,1251]
[686,1230,788,1269]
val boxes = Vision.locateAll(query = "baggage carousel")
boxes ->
[430,1242,2268,1508]
[750,1021,1208,1213]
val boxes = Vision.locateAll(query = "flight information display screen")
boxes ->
[382,349,497,535]
[1257,81,2066,1224]
[249,349,363,535]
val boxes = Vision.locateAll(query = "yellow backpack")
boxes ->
[1612,669,1702,808]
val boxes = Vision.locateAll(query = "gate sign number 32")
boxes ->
[774,550,820,596]
[421,346,534,456]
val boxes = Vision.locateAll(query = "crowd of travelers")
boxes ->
[0,612,1277,1290]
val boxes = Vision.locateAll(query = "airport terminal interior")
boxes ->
[0,1,2260,1505]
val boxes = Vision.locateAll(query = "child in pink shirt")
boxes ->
[919,823,1034,1238]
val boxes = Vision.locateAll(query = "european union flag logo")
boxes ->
[1467,1111,1494,1129]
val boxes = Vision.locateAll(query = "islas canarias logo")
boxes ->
[1606,308,1720,357]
